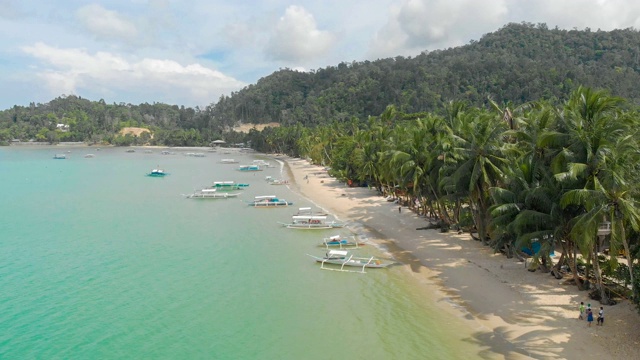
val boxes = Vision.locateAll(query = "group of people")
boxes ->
[579,302,604,327]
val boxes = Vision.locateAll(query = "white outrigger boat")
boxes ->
[280,215,344,229]
[253,159,275,168]
[220,159,239,164]
[213,181,249,191]
[269,178,289,185]
[321,235,366,249]
[186,188,240,199]
[238,164,262,171]
[248,195,292,207]
[295,207,328,216]
[307,250,392,273]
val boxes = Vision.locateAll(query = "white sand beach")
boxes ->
[280,155,640,359]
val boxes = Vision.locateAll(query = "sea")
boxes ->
[0,146,487,359]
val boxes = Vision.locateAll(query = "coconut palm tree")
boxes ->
[445,107,508,244]
[555,87,635,304]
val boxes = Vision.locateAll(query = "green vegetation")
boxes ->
[255,87,640,307]
[4,23,640,146]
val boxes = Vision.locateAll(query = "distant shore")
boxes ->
[279,155,640,360]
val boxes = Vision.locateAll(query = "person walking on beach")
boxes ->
[597,307,604,326]
[578,302,585,320]
[398,206,402,213]
[587,308,594,327]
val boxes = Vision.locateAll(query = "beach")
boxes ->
[281,156,640,359]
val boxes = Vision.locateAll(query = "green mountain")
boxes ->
[3,22,640,145]
[213,22,640,125]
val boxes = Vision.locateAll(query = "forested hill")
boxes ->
[212,22,640,126]
[3,22,640,146]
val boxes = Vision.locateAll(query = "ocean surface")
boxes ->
[0,146,485,359]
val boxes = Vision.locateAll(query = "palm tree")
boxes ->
[446,107,508,244]
[555,87,635,304]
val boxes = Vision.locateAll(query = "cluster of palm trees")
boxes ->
[258,87,640,306]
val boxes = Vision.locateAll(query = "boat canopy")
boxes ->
[255,195,277,199]
[329,235,341,241]
[298,207,312,212]
[200,189,217,193]
[328,250,348,256]
[292,215,327,220]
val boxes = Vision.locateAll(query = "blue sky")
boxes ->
[2,0,639,109]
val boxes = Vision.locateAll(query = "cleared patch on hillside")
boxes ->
[120,127,152,137]
[233,122,280,133]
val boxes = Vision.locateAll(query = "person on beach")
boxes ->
[398,206,401,213]
[578,302,585,320]
[597,307,604,326]
[587,308,594,327]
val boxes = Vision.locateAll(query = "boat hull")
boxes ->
[250,202,292,207]
[188,193,239,199]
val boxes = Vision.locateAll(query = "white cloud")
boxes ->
[76,4,139,44]
[21,42,245,106]
[369,0,508,58]
[514,0,640,30]
[265,5,336,63]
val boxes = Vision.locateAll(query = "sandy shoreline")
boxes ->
[279,155,640,360]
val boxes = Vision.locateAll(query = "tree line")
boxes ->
[252,87,640,309]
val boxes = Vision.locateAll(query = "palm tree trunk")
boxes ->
[620,226,637,302]
[568,240,585,290]
[591,245,610,305]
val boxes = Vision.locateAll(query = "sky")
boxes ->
[2,0,640,110]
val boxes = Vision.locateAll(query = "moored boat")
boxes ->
[53,154,66,159]
[279,215,344,229]
[213,181,249,191]
[220,159,238,164]
[253,159,275,168]
[186,188,240,199]
[295,207,328,216]
[269,179,289,185]
[249,195,292,207]
[147,168,168,177]
[238,164,262,171]
[321,235,365,249]
[307,250,392,273]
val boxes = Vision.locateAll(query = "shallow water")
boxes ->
[0,146,485,359]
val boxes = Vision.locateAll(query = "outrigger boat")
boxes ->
[53,154,67,159]
[307,250,392,273]
[253,159,275,168]
[186,188,240,199]
[220,159,239,164]
[295,207,328,216]
[279,215,344,229]
[147,168,168,177]
[238,164,262,171]
[321,235,366,249]
[269,179,289,185]
[249,195,292,207]
[212,181,249,191]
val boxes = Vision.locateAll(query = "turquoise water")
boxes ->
[0,147,484,359]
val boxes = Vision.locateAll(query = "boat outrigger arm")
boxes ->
[316,250,377,274]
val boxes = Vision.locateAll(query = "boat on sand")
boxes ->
[279,215,344,229]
